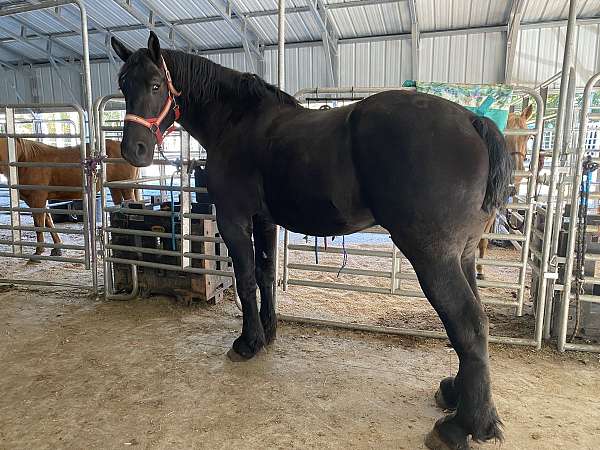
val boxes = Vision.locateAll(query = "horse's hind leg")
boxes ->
[436,241,481,413]
[252,215,277,344]
[402,244,502,450]
[45,214,62,257]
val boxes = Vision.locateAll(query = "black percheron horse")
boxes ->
[111,32,512,450]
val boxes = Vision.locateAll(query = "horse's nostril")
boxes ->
[135,142,147,159]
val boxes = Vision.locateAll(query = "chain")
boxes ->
[569,155,599,342]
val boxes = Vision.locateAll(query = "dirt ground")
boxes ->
[1,281,600,450]
[1,226,600,449]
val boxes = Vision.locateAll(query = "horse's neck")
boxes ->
[164,50,294,149]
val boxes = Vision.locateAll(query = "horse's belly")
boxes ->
[265,186,375,237]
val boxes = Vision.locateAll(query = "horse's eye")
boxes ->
[152,83,160,91]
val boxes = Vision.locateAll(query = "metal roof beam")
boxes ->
[505,0,526,83]
[10,15,83,58]
[0,42,35,65]
[306,0,338,85]
[408,0,419,80]
[0,22,79,72]
[33,3,120,72]
[204,0,264,74]
[133,0,206,50]
[112,0,182,49]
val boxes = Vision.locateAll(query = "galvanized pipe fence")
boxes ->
[94,95,236,302]
[0,103,95,291]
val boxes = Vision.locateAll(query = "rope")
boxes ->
[337,235,348,277]
[569,155,599,343]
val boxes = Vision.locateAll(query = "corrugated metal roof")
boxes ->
[522,0,600,23]
[419,0,511,32]
[1,0,600,107]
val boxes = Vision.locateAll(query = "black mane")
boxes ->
[159,50,300,107]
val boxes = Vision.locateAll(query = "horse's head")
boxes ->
[111,32,180,167]
[506,104,533,172]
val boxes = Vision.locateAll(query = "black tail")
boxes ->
[472,117,513,214]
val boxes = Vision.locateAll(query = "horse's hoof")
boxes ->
[425,420,470,450]
[425,428,453,450]
[27,258,42,265]
[476,273,485,281]
[50,248,62,257]
[226,348,252,362]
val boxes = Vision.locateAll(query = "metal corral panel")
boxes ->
[338,39,413,87]
[419,31,505,83]
[515,23,600,87]
[418,0,511,32]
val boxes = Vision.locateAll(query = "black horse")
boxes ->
[111,32,512,450]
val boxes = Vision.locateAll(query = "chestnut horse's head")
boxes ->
[506,104,534,172]
[506,105,537,194]
[111,32,180,167]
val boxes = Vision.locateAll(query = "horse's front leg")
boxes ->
[217,212,265,361]
[45,214,62,257]
[32,211,46,256]
[253,215,277,344]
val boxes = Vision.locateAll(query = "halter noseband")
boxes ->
[124,55,181,147]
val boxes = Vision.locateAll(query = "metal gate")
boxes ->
[94,95,235,301]
[278,86,546,347]
[0,103,95,290]
[553,71,600,353]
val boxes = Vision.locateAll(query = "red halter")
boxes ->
[124,55,181,147]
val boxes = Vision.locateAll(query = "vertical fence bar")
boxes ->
[534,0,578,343]
[74,106,92,272]
[544,67,577,339]
[5,107,22,255]
[274,0,286,309]
[390,243,398,294]
[181,131,192,270]
[282,229,289,291]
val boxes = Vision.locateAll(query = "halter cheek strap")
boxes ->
[124,55,181,146]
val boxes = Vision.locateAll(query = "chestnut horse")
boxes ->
[476,105,534,279]
[0,138,139,256]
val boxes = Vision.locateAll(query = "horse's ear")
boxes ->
[522,104,534,120]
[148,31,161,65]
[111,37,132,62]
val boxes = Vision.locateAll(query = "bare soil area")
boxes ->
[1,282,599,449]
[1,231,599,449]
